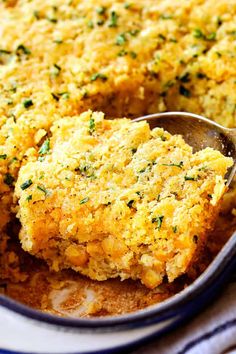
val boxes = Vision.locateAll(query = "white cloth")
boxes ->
[135,278,236,354]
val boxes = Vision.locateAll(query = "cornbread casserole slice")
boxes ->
[14,111,233,288]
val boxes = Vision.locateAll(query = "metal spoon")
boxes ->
[133,112,236,186]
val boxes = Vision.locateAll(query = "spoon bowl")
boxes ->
[134,112,236,186]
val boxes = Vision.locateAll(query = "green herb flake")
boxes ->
[179,85,191,98]
[160,14,173,20]
[0,49,11,55]
[20,179,33,190]
[38,156,45,162]
[184,175,197,181]
[130,51,137,59]
[197,72,206,79]
[0,154,7,160]
[193,28,204,39]
[96,6,106,15]
[116,33,127,45]
[39,139,50,155]
[52,63,61,76]
[47,17,58,23]
[16,44,31,55]
[207,194,213,199]
[118,49,128,57]
[217,16,222,27]
[80,196,89,204]
[87,20,94,29]
[124,2,131,9]
[33,10,40,19]
[152,215,164,230]
[53,39,63,44]
[108,11,118,27]
[37,185,49,195]
[161,161,184,169]
[206,32,216,41]
[160,135,167,141]
[88,117,95,134]
[229,30,236,36]
[90,72,108,82]
[26,194,32,202]
[128,29,139,36]
[179,72,190,83]
[82,89,88,98]
[59,91,70,99]
[4,173,14,186]
[97,19,104,26]
[127,200,134,208]
[172,226,178,233]
[193,29,216,41]
[51,92,59,101]
[23,99,33,108]
[158,34,166,40]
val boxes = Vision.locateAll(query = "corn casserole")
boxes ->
[0,0,236,302]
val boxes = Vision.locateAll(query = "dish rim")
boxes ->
[1,230,236,330]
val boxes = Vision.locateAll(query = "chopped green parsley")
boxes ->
[161,161,184,168]
[21,179,33,190]
[193,29,216,41]
[23,99,33,108]
[124,2,131,9]
[0,49,11,55]
[179,72,190,83]
[128,29,139,36]
[26,194,32,202]
[87,20,94,29]
[127,200,134,208]
[51,92,59,101]
[96,6,106,15]
[53,39,63,44]
[90,73,108,81]
[179,85,191,98]
[0,154,7,160]
[184,175,197,181]
[116,33,127,45]
[172,226,178,233]
[39,139,50,155]
[4,173,14,186]
[16,44,31,55]
[80,197,89,204]
[88,117,95,134]
[130,51,137,59]
[37,185,49,195]
[108,11,118,27]
[52,63,61,76]
[193,28,204,39]
[152,216,164,230]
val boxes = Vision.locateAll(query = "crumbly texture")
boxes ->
[14,111,232,288]
[0,0,236,298]
[1,0,236,235]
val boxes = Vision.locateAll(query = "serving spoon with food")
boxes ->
[134,111,236,187]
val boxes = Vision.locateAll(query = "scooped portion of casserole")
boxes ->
[14,111,233,289]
